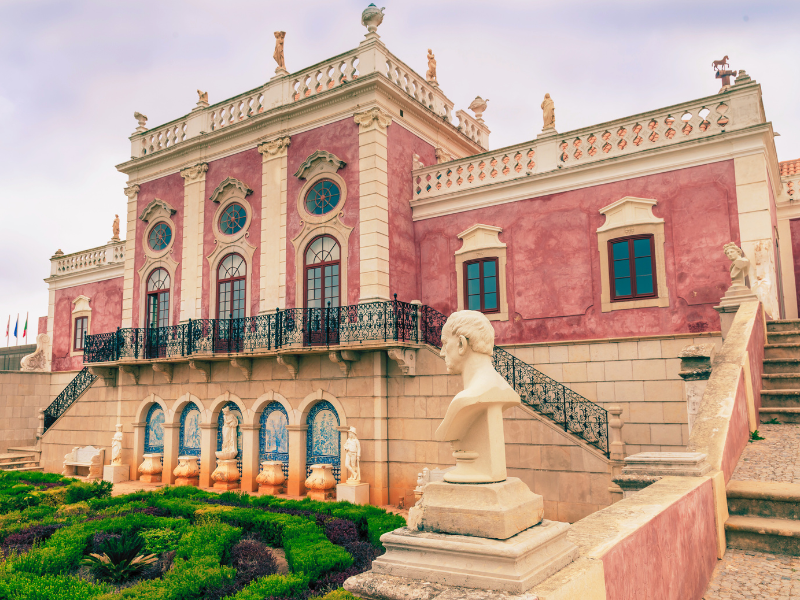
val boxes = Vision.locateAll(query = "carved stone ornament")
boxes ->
[258,136,291,157]
[119,364,139,385]
[209,177,253,203]
[123,184,140,199]
[152,362,173,383]
[541,93,555,131]
[173,456,200,486]
[20,333,49,372]
[257,461,286,494]
[343,427,362,484]
[329,350,357,377]
[230,357,252,380]
[354,107,392,130]
[139,198,177,223]
[361,4,385,34]
[180,162,208,182]
[305,463,336,500]
[134,111,148,132]
[294,150,346,180]
[276,355,299,379]
[138,453,163,483]
[387,348,416,376]
[189,359,211,382]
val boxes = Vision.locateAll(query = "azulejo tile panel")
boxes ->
[144,404,165,453]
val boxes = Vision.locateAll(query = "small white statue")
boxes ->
[723,242,750,287]
[217,407,239,459]
[541,93,555,131]
[111,214,120,241]
[111,424,123,466]
[435,310,520,483]
[344,427,361,483]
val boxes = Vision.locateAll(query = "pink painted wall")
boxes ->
[37,316,47,335]
[201,149,263,319]
[601,479,718,600]
[132,173,185,327]
[387,125,436,300]
[789,218,800,311]
[413,161,740,342]
[51,278,123,372]
[286,118,360,307]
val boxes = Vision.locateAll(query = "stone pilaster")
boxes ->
[179,163,208,322]
[287,424,308,496]
[121,184,140,328]
[355,107,392,302]
[257,137,291,311]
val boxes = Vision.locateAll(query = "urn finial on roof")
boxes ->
[361,4,385,37]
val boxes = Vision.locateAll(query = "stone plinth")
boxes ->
[306,464,336,501]
[173,456,200,487]
[363,520,577,595]
[337,482,369,505]
[212,458,241,490]
[715,284,760,339]
[613,452,712,498]
[410,478,543,540]
[256,461,286,495]
[138,453,163,483]
[103,464,129,483]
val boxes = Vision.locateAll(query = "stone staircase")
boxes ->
[761,319,800,423]
[0,446,42,472]
[726,480,800,556]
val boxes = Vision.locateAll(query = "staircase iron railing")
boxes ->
[42,366,97,433]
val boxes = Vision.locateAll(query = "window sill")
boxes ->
[484,310,508,322]
[601,296,669,313]
[70,349,85,357]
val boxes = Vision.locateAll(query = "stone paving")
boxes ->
[703,548,800,599]
[731,423,800,484]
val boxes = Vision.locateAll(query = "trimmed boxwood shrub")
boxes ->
[0,572,112,600]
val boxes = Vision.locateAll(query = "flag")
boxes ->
[13,314,18,345]
[23,313,27,340]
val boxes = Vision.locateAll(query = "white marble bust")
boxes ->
[435,310,520,483]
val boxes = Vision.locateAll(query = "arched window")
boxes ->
[260,402,289,477]
[216,402,243,476]
[179,402,202,468]
[304,236,340,345]
[144,404,165,455]
[306,400,340,482]
[217,254,246,320]
[146,269,170,328]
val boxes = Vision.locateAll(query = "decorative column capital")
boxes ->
[354,107,392,131]
[258,136,291,158]
[180,162,208,182]
[123,184,140,199]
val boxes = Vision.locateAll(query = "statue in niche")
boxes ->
[435,311,520,483]
[197,90,208,104]
[111,424,123,465]
[426,49,437,83]
[274,31,286,70]
[344,427,361,483]
[218,407,239,459]
[111,214,120,241]
[541,93,555,131]
[723,242,750,287]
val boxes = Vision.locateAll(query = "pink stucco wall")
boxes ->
[789,218,800,310]
[413,161,740,342]
[51,277,123,371]
[133,173,185,327]
[747,303,765,416]
[202,149,263,319]
[286,118,360,306]
[37,316,47,335]
[387,125,436,300]
[601,479,718,600]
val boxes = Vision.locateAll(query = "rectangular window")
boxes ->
[74,316,88,351]
[609,235,657,301]
[464,258,499,313]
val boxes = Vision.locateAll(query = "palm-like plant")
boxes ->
[82,533,158,583]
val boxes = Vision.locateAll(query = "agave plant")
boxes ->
[82,533,158,583]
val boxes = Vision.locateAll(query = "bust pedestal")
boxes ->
[103,464,129,483]
[173,456,200,487]
[714,285,760,339]
[336,481,369,505]
[212,458,241,490]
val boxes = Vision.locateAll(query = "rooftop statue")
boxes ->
[274,31,286,71]
[426,49,437,84]
[197,90,208,104]
[435,310,520,483]
[541,93,555,131]
[111,214,120,241]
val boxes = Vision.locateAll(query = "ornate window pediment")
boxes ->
[139,198,177,223]
[209,177,252,203]
[294,150,346,180]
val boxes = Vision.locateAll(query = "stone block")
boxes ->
[590,342,618,362]
[568,345,590,363]
[103,464,129,483]
[532,347,550,364]
[596,381,616,402]
[337,482,369,505]
[632,359,667,380]
[562,362,587,383]
[637,340,662,359]
[650,424,683,446]
[586,362,605,382]
[663,401,688,423]
[605,360,633,381]
[618,341,638,360]
[644,380,684,403]
[549,346,569,364]
[629,401,663,423]
[614,381,644,402]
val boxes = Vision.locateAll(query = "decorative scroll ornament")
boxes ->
[123,184,140,199]
[258,136,291,157]
[180,162,208,182]
[294,150,346,180]
[354,107,392,130]
[209,177,253,203]
[20,333,49,372]
[139,198,177,223]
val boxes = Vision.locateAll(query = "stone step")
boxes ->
[760,389,800,406]
[0,466,43,473]
[761,374,800,390]
[0,453,37,464]
[759,407,800,423]
[727,480,800,520]
[764,344,800,360]
[767,331,800,344]
[763,358,800,374]
[7,446,40,455]
[0,460,39,470]
[767,320,800,332]
[725,515,800,556]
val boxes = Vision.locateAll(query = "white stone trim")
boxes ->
[136,256,179,328]
[597,197,669,313]
[290,220,353,310]
[180,163,208,322]
[258,138,290,313]
[69,295,92,357]
[454,224,509,322]
[295,158,349,226]
[207,239,257,321]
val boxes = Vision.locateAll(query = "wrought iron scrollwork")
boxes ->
[42,367,97,432]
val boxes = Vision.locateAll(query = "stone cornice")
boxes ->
[257,136,291,158]
[209,177,253,203]
[180,162,208,182]
[45,263,124,289]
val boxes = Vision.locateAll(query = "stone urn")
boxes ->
[305,464,336,501]
[360,4,385,34]
[138,453,163,483]
[211,458,240,490]
[256,461,286,495]
[173,456,200,487]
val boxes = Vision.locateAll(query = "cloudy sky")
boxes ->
[0,0,796,343]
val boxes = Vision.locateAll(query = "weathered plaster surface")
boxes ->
[286,118,360,306]
[202,149,262,319]
[413,161,739,343]
[387,125,436,300]
[789,218,800,310]
[37,316,47,335]
[51,277,123,371]
[133,173,185,327]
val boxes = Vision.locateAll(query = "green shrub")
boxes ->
[139,527,182,554]
[225,573,308,600]
[0,572,110,600]
[316,590,358,600]
[82,532,158,583]
[175,519,242,562]
[282,520,352,580]
[64,480,112,504]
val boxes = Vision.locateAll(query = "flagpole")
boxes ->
[5,315,8,348]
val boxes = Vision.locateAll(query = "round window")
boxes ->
[148,223,172,251]
[305,180,341,215]
[220,203,247,235]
